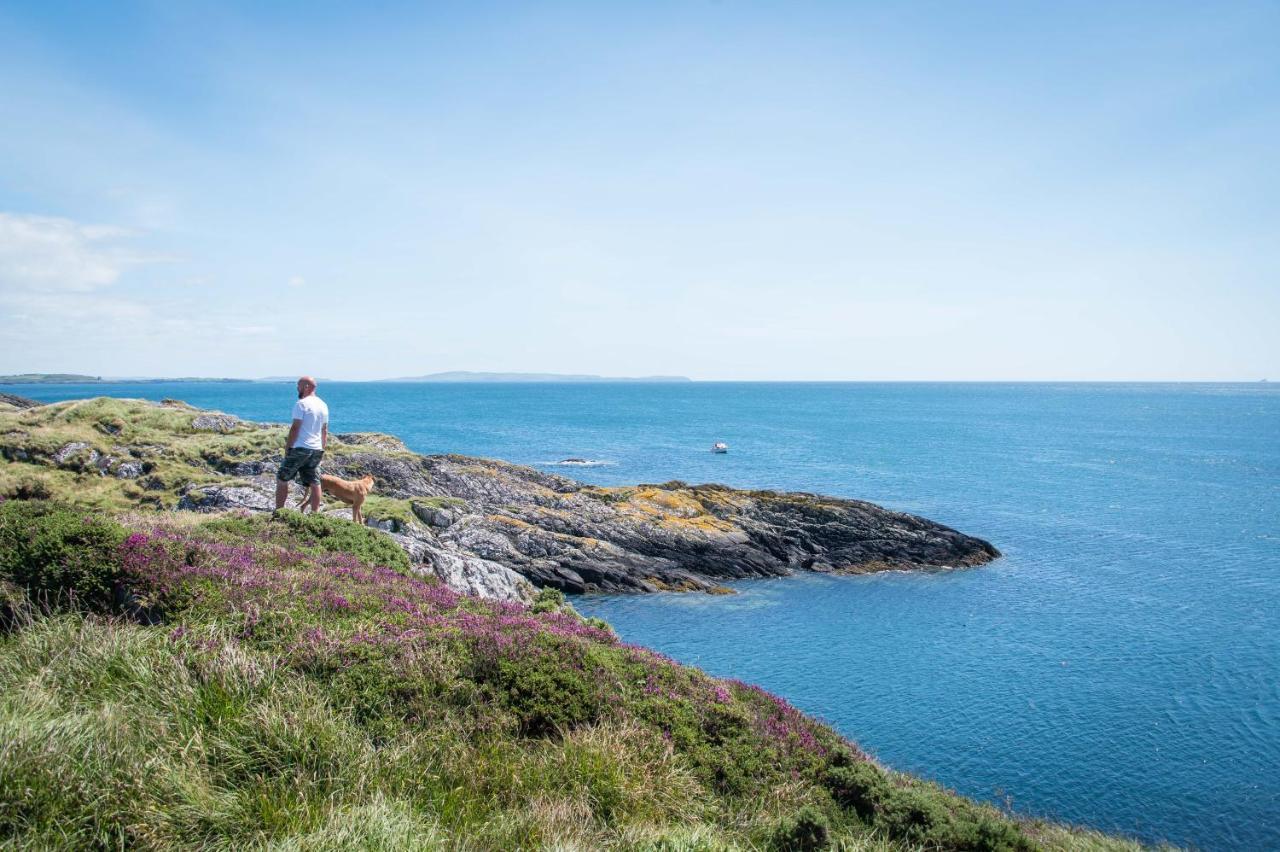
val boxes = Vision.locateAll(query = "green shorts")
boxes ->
[277,447,324,487]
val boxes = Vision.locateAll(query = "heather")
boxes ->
[0,501,1146,850]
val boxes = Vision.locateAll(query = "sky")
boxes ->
[0,1,1277,381]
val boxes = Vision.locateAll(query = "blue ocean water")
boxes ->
[5,381,1278,850]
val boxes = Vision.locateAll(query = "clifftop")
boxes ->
[0,396,998,603]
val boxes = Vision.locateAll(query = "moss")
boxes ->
[357,495,417,528]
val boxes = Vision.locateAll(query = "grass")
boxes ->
[0,397,286,512]
[0,500,1156,851]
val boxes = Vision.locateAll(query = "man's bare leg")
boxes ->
[275,479,290,510]
[307,481,321,514]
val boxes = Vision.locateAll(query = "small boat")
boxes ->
[711,442,728,454]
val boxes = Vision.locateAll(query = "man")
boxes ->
[274,376,329,514]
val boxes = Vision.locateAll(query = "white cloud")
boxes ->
[287,275,305,288]
[0,212,152,292]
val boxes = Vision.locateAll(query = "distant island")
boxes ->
[1,372,690,384]
[0,374,252,384]
[0,373,103,384]
[382,371,693,383]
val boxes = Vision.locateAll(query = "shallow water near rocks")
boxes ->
[7,380,1278,850]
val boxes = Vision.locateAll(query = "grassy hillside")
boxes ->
[0,499,1150,850]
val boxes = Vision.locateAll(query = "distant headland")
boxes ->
[1,372,691,384]
[0,374,251,384]
[380,371,693,383]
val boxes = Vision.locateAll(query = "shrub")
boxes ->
[0,500,127,612]
[473,639,603,737]
[200,510,410,572]
[825,760,891,820]
[769,804,830,851]
[583,615,614,635]
[531,586,566,613]
[826,761,1033,852]
[877,789,1033,852]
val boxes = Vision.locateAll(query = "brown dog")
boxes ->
[298,473,375,524]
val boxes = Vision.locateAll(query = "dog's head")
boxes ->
[359,475,375,489]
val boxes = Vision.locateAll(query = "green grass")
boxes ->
[0,397,288,512]
[358,494,419,528]
[0,499,1157,851]
[199,509,412,572]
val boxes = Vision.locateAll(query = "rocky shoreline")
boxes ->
[0,396,1000,602]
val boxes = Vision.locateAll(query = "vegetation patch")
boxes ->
[198,510,411,572]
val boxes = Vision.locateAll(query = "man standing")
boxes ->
[275,376,329,514]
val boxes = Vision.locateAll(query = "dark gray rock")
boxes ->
[178,485,274,513]
[0,392,39,409]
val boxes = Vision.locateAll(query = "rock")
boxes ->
[334,432,408,452]
[191,413,241,433]
[412,500,463,528]
[178,485,274,513]
[115,461,144,479]
[0,392,39,410]
[417,542,535,603]
[53,442,99,471]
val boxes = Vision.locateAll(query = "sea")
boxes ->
[5,380,1278,850]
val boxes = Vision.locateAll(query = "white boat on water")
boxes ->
[711,442,728,454]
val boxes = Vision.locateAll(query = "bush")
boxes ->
[475,641,603,736]
[530,586,566,613]
[825,760,891,820]
[583,615,614,635]
[200,510,410,572]
[826,761,1033,852]
[0,500,127,612]
[877,789,1033,852]
[769,804,830,851]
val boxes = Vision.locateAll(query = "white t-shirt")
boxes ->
[290,395,329,450]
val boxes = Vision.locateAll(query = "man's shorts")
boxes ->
[277,448,324,487]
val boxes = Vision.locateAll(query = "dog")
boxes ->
[296,473,375,524]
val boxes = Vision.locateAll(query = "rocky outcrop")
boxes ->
[0,392,39,410]
[0,397,1001,601]
[313,454,1000,595]
[190,413,242,433]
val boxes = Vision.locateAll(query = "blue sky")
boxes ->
[1,1,1277,380]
